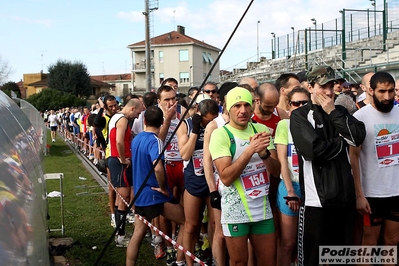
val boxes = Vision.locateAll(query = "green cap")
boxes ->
[306,66,336,85]
[226,87,253,111]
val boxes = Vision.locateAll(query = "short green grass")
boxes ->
[45,131,165,265]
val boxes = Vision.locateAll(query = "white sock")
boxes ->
[154,236,162,244]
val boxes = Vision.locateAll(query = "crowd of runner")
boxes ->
[44,70,399,266]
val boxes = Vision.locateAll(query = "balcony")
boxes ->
[133,60,154,73]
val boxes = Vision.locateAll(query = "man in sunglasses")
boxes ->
[290,65,366,266]
[203,81,218,101]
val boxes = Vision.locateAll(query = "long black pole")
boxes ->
[94,0,255,264]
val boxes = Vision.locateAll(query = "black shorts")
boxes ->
[96,134,107,150]
[184,174,209,198]
[364,196,399,226]
[50,126,57,131]
[135,198,179,221]
[107,157,132,188]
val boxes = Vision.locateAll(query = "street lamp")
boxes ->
[190,65,193,86]
[271,32,276,59]
[291,27,295,55]
[257,21,260,61]
[370,0,376,35]
[311,18,317,49]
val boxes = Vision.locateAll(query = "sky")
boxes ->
[0,0,380,83]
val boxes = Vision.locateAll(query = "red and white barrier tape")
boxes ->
[109,182,207,266]
[61,129,208,265]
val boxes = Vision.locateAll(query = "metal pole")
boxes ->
[335,19,338,45]
[374,2,376,36]
[367,8,370,38]
[341,9,346,69]
[270,39,274,59]
[322,23,324,48]
[144,0,151,92]
[350,14,353,42]
[291,27,295,55]
[257,21,260,61]
[271,32,275,59]
[277,37,280,58]
[309,27,312,51]
[311,18,317,49]
[304,28,308,70]
[287,34,290,56]
[383,0,387,51]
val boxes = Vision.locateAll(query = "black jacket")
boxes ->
[290,103,366,207]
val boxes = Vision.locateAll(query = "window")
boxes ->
[202,52,210,63]
[203,73,211,81]
[179,72,189,84]
[159,51,164,63]
[159,73,164,85]
[207,53,214,64]
[179,50,189,61]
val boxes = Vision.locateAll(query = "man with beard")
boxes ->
[349,71,399,249]
[290,66,366,266]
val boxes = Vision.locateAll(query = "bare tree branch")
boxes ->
[0,55,14,85]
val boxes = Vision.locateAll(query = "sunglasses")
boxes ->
[290,100,308,107]
[204,90,217,94]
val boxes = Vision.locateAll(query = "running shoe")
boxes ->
[201,235,210,250]
[194,247,204,262]
[151,236,163,247]
[166,249,177,266]
[145,229,151,238]
[126,212,135,224]
[154,243,166,259]
[115,235,129,248]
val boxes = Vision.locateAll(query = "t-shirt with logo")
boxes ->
[209,122,274,224]
[353,104,399,197]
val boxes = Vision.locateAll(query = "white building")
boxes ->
[127,25,221,92]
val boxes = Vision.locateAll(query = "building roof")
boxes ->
[127,30,221,52]
[91,73,131,82]
[27,79,48,87]
[16,81,24,87]
[90,78,114,88]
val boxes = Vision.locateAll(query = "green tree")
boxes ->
[27,88,86,111]
[48,59,91,97]
[0,81,21,98]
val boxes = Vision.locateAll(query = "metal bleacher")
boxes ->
[221,2,399,84]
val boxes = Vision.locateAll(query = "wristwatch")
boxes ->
[259,149,271,160]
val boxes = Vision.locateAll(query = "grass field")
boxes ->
[45,131,165,266]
